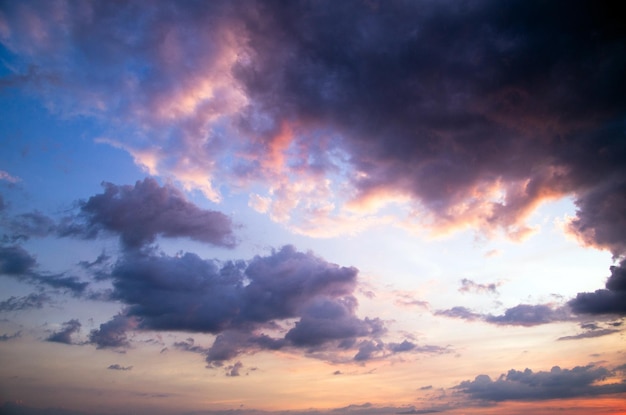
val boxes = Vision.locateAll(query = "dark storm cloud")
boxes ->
[0,292,50,312]
[2,1,624,246]
[47,319,82,345]
[61,178,236,248]
[455,365,626,401]
[233,0,626,237]
[569,260,626,315]
[94,245,383,363]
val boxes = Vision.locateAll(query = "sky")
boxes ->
[0,1,625,414]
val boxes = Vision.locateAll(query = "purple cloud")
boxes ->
[569,260,626,315]
[61,178,236,248]
[0,1,623,246]
[0,244,37,275]
[0,244,87,295]
[458,278,500,295]
[107,364,132,371]
[47,319,82,345]
[455,365,626,401]
[436,304,571,327]
[0,292,51,312]
[91,245,385,363]
[89,314,136,349]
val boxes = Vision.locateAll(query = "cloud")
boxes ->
[0,292,50,312]
[0,244,37,275]
[225,361,243,377]
[557,328,620,341]
[455,365,626,401]
[0,170,20,183]
[1,1,623,245]
[60,178,237,248]
[173,337,209,354]
[47,319,82,344]
[89,314,136,349]
[107,364,132,371]
[436,304,571,327]
[2,211,56,242]
[484,304,571,327]
[90,245,385,363]
[434,307,482,322]
[0,331,21,341]
[0,244,87,295]
[569,260,626,315]
[458,278,500,295]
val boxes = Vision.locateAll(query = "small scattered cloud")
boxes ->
[89,314,137,350]
[0,331,21,341]
[0,244,88,295]
[47,319,82,345]
[225,361,243,377]
[557,328,620,341]
[436,304,571,327]
[0,292,51,312]
[557,321,622,341]
[458,278,501,295]
[107,364,132,371]
[0,170,21,183]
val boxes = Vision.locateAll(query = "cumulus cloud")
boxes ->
[569,260,626,315]
[61,178,236,248]
[89,314,137,349]
[1,1,623,245]
[455,365,626,401]
[90,245,386,363]
[47,319,82,345]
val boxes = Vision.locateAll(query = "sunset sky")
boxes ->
[0,1,625,414]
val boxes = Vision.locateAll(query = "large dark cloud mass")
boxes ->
[456,365,626,401]
[569,260,626,315]
[94,245,390,363]
[62,178,236,248]
[0,0,624,245]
